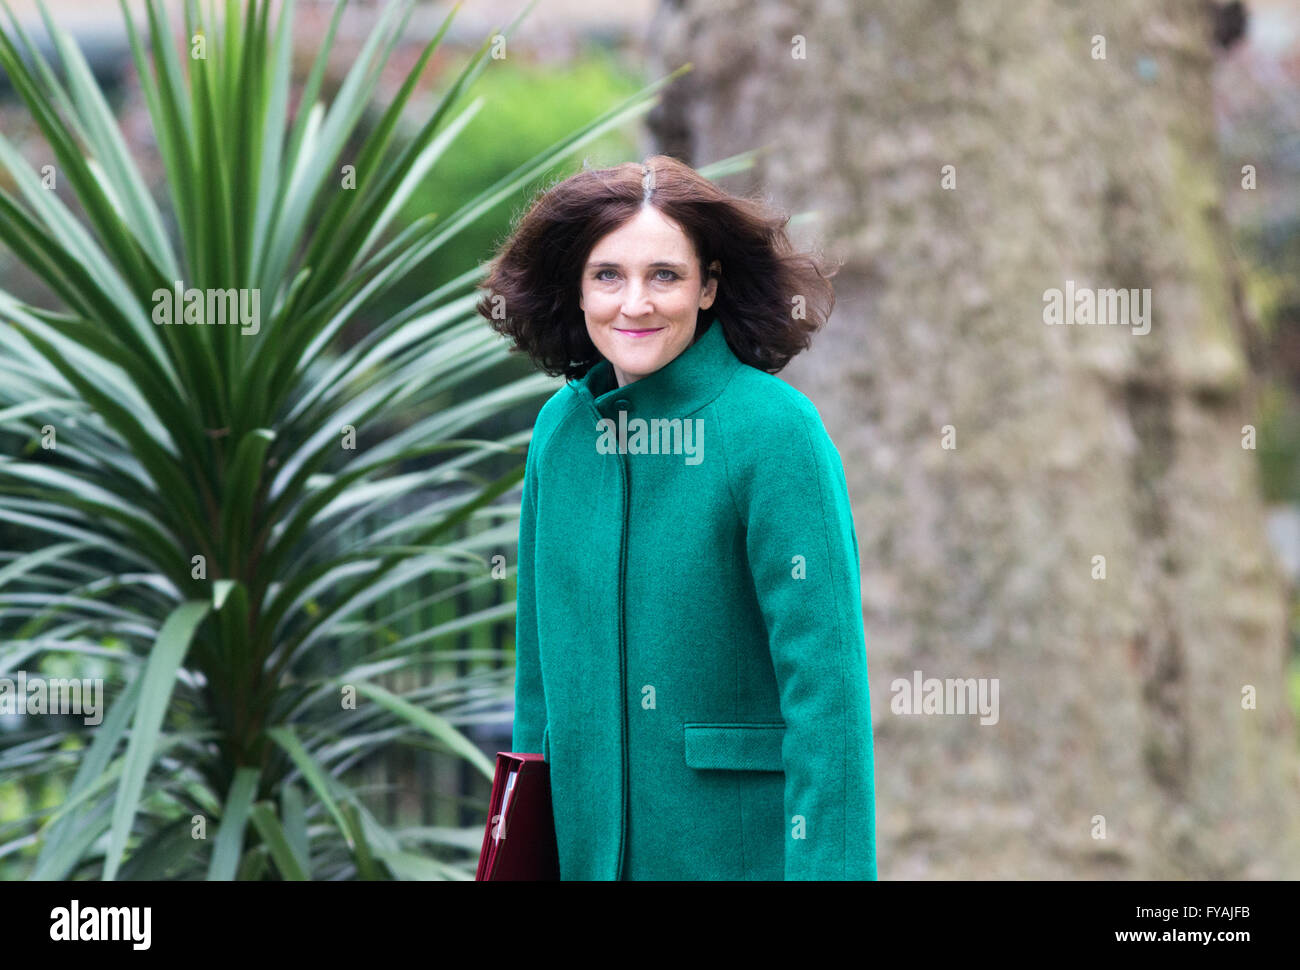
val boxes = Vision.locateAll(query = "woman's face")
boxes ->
[579,205,719,388]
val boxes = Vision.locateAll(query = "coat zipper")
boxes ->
[615,446,630,880]
[587,391,630,880]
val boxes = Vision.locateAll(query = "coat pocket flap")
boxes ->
[683,722,786,771]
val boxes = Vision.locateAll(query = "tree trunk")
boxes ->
[646,0,1300,878]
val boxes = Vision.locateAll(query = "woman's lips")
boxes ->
[616,327,664,338]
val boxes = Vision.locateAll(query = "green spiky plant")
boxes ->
[0,0,682,879]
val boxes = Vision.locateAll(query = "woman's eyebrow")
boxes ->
[586,260,690,271]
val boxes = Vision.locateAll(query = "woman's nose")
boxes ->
[622,283,652,315]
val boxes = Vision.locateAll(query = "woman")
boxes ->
[476,155,876,880]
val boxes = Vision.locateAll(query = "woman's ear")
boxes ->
[701,260,721,308]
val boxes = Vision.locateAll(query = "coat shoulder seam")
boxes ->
[530,388,585,470]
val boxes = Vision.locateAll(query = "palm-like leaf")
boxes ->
[0,0,684,879]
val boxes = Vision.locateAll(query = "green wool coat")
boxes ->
[511,313,877,880]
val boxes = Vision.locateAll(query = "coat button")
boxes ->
[613,398,630,410]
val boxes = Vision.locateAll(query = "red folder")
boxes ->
[475,752,560,880]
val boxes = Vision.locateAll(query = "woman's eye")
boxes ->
[593,269,678,282]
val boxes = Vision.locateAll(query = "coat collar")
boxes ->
[569,313,741,419]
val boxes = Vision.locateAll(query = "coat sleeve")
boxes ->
[733,397,877,880]
[510,422,547,756]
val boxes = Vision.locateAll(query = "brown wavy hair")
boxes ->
[475,154,838,380]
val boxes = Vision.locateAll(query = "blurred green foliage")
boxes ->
[399,47,643,294]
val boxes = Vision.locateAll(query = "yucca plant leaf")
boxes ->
[349,680,494,780]
[249,800,308,881]
[31,676,143,879]
[32,792,116,881]
[117,817,195,880]
[102,600,212,880]
[235,844,269,880]
[395,825,484,852]
[0,541,92,589]
[340,801,382,880]
[266,725,360,855]
[372,848,466,881]
[280,781,310,873]
[35,2,180,278]
[207,765,259,880]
